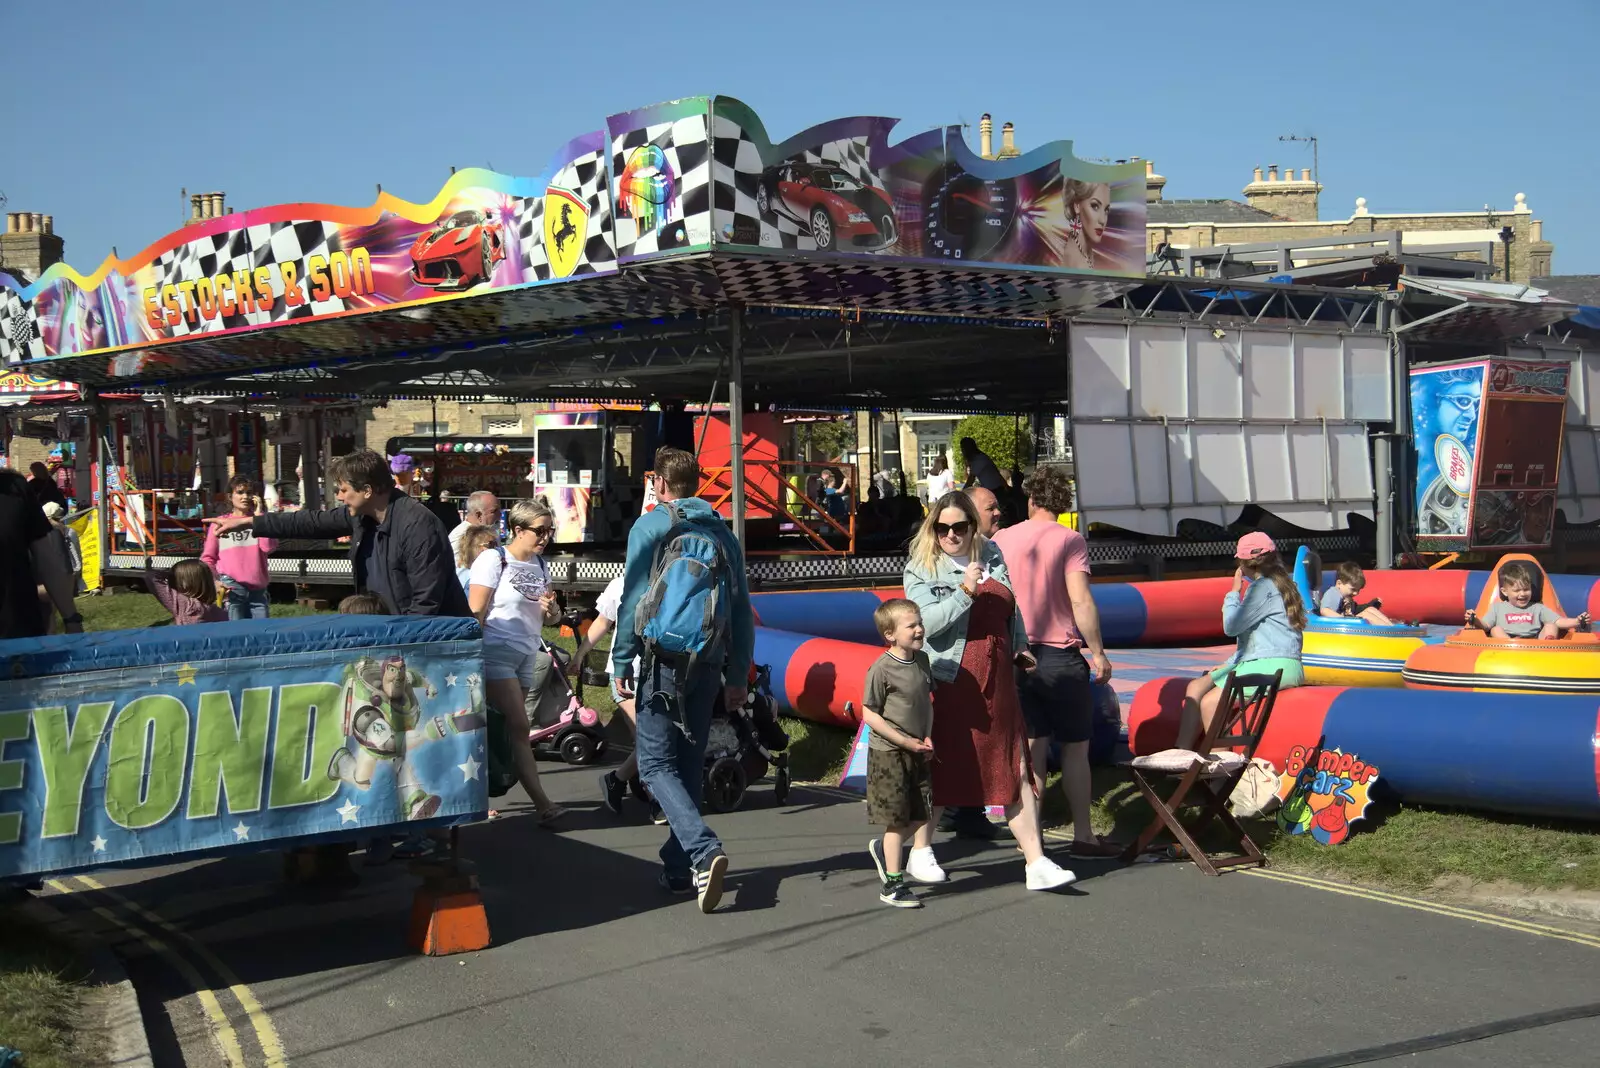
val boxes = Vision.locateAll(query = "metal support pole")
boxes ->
[728,305,747,548]
[1373,296,1408,568]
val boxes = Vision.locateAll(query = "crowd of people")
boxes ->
[1,434,1349,913]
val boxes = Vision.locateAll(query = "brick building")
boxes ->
[1142,160,1554,283]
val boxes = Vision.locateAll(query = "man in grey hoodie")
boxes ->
[612,446,754,913]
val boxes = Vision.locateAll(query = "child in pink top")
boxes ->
[202,475,277,621]
[990,465,1119,858]
[146,559,228,625]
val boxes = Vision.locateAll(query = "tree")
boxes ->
[952,415,1033,483]
[802,417,857,463]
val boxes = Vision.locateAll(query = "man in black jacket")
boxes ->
[206,450,469,617]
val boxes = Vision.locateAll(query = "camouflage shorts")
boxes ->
[865,746,932,827]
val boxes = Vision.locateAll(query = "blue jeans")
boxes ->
[634,656,723,880]
[224,586,270,621]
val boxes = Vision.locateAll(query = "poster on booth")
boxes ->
[0,629,487,878]
[1275,745,1379,846]
[1411,358,1569,549]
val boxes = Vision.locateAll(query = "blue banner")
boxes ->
[0,616,487,878]
[1410,360,1487,547]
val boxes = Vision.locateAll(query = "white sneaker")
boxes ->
[905,846,948,884]
[1025,857,1078,891]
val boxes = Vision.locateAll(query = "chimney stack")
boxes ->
[0,206,67,278]
[1244,162,1321,222]
[210,192,225,218]
[979,114,993,160]
[190,193,204,221]
[998,121,1019,159]
[1144,159,1167,203]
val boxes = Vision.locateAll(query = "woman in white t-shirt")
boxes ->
[468,498,564,824]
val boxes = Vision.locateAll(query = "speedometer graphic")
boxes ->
[921,163,1018,260]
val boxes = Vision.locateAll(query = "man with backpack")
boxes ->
[612,446,754,913]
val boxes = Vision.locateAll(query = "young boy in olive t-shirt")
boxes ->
[862,598,935,909]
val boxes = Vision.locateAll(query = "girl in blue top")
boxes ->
[1177,532,1306,748]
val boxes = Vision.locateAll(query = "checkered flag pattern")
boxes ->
[513,148,617,281]
[708,257,1134,318]
[712,116,886,252]
[244,220,347,325]
[611,114,711,259]
[0,286,42,363]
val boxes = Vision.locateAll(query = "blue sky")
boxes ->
[7,0,1597,274]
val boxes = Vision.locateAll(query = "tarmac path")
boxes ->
[48,759,1600,1068]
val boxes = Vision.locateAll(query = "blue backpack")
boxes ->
[634,502,731,674]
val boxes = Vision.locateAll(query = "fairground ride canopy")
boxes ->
[0,97,1148,410]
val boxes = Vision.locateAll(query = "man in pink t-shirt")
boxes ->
[991,465,1118,858]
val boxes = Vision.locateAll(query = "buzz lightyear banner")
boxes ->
[0,618,487,878]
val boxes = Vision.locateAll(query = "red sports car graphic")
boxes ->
[409,209,506,290]
[756,163,896,252]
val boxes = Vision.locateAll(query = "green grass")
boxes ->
[0,906,97,1068]
[1072,765,1600,894]
[79,590,327,632]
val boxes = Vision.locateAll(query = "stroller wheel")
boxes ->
[705,756,747,814]
[773,763,791,806]
[559,732,597,765]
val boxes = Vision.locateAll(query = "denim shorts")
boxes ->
[483,642,538,688]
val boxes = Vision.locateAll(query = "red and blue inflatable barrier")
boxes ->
[753,568,1600,648]
[1126,678,1600,820]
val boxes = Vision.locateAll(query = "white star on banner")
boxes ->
[445,674,458,687]
[458,755,482,782]
[232,822,250,841]
[337,800,362,824]
[90,835,108,853]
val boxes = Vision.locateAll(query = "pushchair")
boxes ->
[703,664,792,813]
[526,639,608,765]
[578,654,792,814]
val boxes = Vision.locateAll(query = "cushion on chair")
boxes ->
[1131,749,1247,776]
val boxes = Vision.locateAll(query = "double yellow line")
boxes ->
[1245,867,1600,951]
[46,874,288,1068]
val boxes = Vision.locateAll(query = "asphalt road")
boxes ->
[52,759,1600,1068]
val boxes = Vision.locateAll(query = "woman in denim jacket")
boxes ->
[900,491,1077,892]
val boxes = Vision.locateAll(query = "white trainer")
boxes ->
[905,846,948,884]
[1025,857,1078,891]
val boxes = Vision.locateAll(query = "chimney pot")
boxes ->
[4,213,14,234]
[999,121,1017,158]
[190,193,203,221]
[979,114,993,159]
[1532,219,1544,242]
[23,213,36,233]
[1300,168,1311,182]
[1145,160,1154,176]
[42,215,52,235]
[1267,164,1279,182]
[1253,166,1263,183]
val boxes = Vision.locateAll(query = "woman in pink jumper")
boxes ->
[201,474,277,621]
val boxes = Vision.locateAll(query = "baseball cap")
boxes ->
[1235,531,1276,560]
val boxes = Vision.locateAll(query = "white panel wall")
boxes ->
[1070,321,1391,536]
[1513,342,1600,524]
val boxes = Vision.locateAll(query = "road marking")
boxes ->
[1244,867,1600,951]
[45,877,248,1068]
[70,874,290,1067]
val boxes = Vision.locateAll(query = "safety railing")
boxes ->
[105,489,207,558]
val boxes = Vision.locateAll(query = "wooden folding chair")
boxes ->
[1119,670,1283,876]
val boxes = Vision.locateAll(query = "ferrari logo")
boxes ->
[543,186,590,278]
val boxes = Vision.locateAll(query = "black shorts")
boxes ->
[865,747,932,827]
[1017,643,1094,744]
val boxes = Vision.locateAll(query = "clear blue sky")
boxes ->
[7,0,1597,274]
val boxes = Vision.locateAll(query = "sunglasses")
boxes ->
[934,520,972,538]
[521,524,554,539]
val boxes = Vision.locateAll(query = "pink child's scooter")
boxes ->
[526,639,608,765]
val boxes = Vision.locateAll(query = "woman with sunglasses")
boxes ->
[468,498,565,825]
[900,491,1077,891]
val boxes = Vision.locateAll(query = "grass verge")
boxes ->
[1074,765,1600,894]
[0,904,98,1068]
[79,590,327,632]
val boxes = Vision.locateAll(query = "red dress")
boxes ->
[929,577,1029,808]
